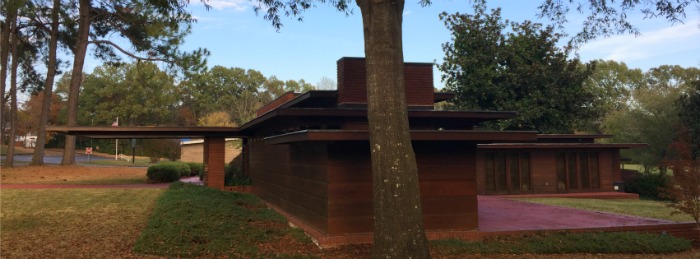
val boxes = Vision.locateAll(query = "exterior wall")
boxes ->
[249,139,330,234]
[181,139,242,163]
[336,58,434,108]
[476,149,619,195]
[251,139,479,237]
[204,137,226,190]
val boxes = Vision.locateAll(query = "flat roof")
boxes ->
[478,143,648,149]
[47,126,242,139]
[263,130,539,144]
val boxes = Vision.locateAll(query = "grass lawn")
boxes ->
[0,165,148,185]
[83,157,154,167]
[0,188,163,258]
[513,198,694,222]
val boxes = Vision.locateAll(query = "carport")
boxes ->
[47,126,243,190]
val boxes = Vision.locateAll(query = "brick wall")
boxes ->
[255,91,297,117]
[336,57,434,108]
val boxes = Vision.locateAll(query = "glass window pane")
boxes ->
[496,152,507,192]
[590,153,600,189]
[521,153,530,191]
[580,153,590,189]
[568,153,578,189]
[486,153,495,191]
[556,153,567,192]
[510,153,520,192]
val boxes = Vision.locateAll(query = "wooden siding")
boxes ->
[326,141,478,235]
[250,139,479,236]
[249,139,330,234]
[336,57,434,108]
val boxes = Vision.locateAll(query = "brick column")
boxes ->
[204,137,225,190]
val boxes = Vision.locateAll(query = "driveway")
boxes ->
[478,195,674,232]
[2,153,110,164]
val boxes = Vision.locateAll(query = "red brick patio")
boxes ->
[478,195,673,232]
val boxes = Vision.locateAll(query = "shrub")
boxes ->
[624,172,668,199]
[225,154,250,186]
[186,162,204,177]
[147,164,181,183]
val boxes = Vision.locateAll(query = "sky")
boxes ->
[83,0,700,89]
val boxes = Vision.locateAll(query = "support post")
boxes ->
[204,137,225,190]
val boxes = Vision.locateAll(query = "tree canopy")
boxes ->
[439,2,596,133]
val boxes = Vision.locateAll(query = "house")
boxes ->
[234,57,644,245]
[48,57,644,247]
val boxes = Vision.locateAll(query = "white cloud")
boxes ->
[200,0,249,11]
[579,18,700,65]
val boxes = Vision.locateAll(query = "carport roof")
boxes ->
[46,126,243,139]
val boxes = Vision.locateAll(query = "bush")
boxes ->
[225,154,250,186]
[147,164,181,183]
[186,162,204,177]
[625,172,668,199]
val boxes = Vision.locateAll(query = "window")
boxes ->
[485,152,531,193]
[556,152,600,191]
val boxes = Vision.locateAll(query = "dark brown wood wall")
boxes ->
[249,139,330,234]
[326,141,478,235]
[336,58,434,107]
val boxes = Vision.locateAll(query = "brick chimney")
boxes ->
[336,57,435,109]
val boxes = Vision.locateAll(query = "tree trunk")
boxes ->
[356,0,431,258]
[0,4,14,148]
[5,12,19,167]
[31,0,61,165]
[61,0,91,165]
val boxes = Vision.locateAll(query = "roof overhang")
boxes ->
[47,126,243,139]
[264,130,538,145]
[478,143,648,149]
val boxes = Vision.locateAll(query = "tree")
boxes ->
[61,0,209,165]
[662,127,700,228]
[30,0,62,166]
[316,76,337,90]
[78,62,178,126]
[248,0,431,256]
[582,60,644,133]
[603,65,700,173]
[677,80,700,159]
[198,111,236,127]
[439,2,595,133]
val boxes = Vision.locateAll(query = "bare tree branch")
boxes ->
[88,40,170,62]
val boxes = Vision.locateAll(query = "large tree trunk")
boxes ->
[5,12,19,167]
[31,0,61,165]
[356,0,431,258]
[61,0,91,165]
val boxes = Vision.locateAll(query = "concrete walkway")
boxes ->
[478,195,673,232]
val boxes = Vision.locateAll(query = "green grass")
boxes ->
[83,157,154,167]
[0,188,163,258]
[48,177,148,185]
[433,232,691,255]
[134,182,315,258]
[513,198,694,222]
